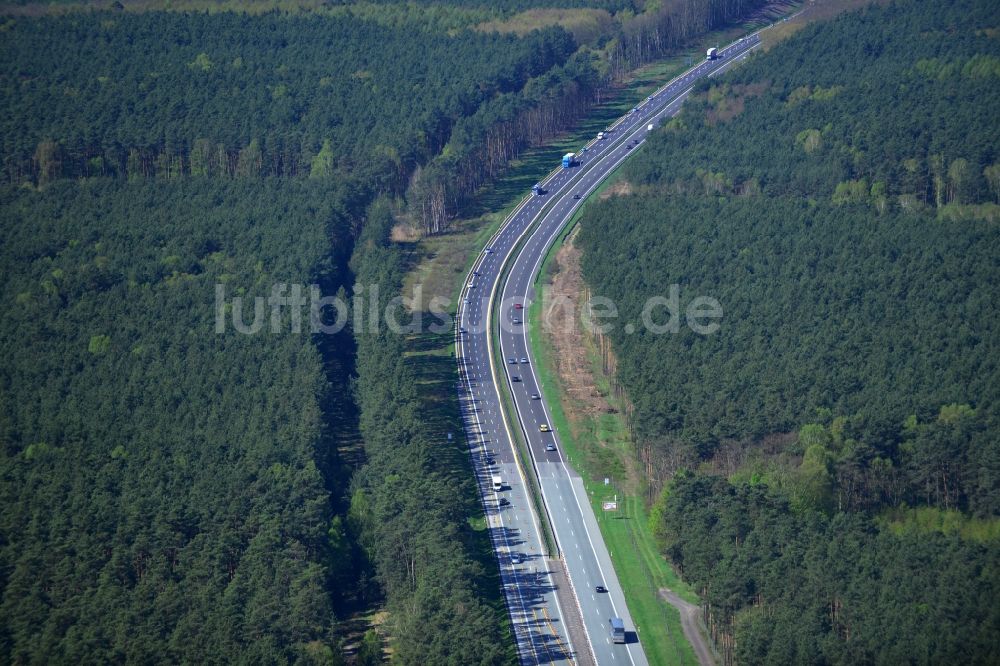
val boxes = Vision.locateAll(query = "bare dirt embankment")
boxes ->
[541,236,608,419]
[540,231,642,495]
[599,180,633,200]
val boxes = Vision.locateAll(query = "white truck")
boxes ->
[610,617,626,644]
[492,475,503,492]
[706,47,718,60]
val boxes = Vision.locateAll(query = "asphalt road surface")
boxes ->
[456,34,760,665]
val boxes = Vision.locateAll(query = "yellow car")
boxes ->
[539,424,550,433]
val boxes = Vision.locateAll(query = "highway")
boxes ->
[456,34,761,665]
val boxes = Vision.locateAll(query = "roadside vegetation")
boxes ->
[348,201,516,664]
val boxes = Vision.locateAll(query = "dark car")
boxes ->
[511,376,521,382]
[595,585,607,593]
[573,194,581,200]
[499,498,510,506]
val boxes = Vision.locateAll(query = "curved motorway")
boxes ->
[456,34,761,665]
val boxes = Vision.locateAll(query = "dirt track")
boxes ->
[659,589,715,666]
